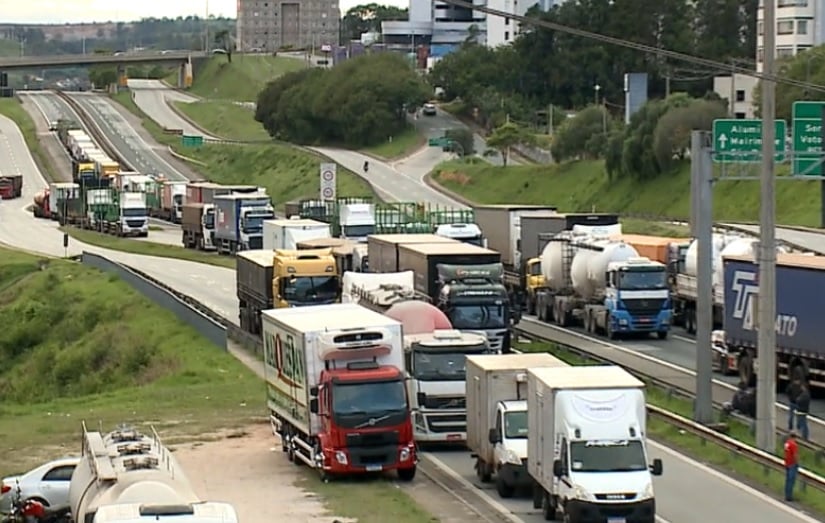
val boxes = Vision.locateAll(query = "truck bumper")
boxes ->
[498,462,531,488]
[414,411,466,443]
[323,443,417,474]
[565,498,655,523]
[612,310,671,333]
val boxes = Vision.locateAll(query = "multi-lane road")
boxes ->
[127,79,219,140]
[4,88,822,522]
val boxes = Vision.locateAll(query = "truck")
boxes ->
[236,248,339,335]
[94,157,120,178]
[367,233,459,274]
[48,182,80,223]
[181,202,216,251]
[338,202,376,241]
[263,303,418,480]
[395,242,515,352]
[527,365,663,522]
[185,181,260,204]
[98,190,149,237]
[288,197,376,239]
[466,353,567,498]
[341,270,416,305]
[0,175,22,199]
[374,202,479,236]
[149,179,187,223]
[535,235,672,339]
[69,422,238,523]
[32,188,51,219]
[435,222,485,246]
[213,192,275,254]
[263,218,331,251]
[718,253,825,390]
[297,237,367,274]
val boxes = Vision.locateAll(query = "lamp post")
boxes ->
[594,84,601,105]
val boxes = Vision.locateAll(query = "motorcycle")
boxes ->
[2,482,71,523]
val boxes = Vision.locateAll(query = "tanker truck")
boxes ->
[32,188,50,219]
[535,235,672,339]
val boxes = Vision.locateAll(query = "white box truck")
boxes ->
[466,353,567,498]
[527,365,663,522]
[263,218,332,251]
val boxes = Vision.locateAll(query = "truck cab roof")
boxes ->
[499,399,527,412]
[405,329,488,348]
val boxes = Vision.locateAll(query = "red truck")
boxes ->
[0,175,23,199]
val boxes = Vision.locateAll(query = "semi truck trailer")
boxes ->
[213,192,275,254]
[0,175,22,199]
[181,202,216,251]
[367,233,458,274]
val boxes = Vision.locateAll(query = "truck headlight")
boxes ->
[503,449,522,466]
[335,451,348,465]
[400,448,411,461]
[641,482,654,500]
[572,484,595,501]
[619,318,628,326]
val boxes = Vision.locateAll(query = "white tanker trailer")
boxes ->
[534,234,672,339]
[69,423,238,523]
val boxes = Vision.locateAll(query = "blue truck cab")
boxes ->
[214,192,275,254]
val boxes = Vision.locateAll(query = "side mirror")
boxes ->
[273,277,280,300]
[416,392,427,406]
[650,458,663,476]
[309,398,319,414]
[553,459,564,478]
[310,386,318,397]
[488,428,500,444]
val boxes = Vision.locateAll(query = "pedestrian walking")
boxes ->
[784,431,799,502]
[796,383,811,441]
[787,379,802,430]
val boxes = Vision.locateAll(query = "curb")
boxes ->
[164,97,227,141]
[422,169,477,207]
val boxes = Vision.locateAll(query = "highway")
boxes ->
[126,79,219,140]
[724,222,825,255]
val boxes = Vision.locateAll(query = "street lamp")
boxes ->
[594,84,601,105]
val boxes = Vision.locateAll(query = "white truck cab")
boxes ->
[339,203,376,242]
[491,399,529,490]
[201,203,216,250]
[119,192,149,237]
[436,223,486,247]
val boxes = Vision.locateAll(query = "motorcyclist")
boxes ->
[363,161,369,173]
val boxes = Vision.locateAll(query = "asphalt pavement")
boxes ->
[723,223,825,255]
[126,79,218,139]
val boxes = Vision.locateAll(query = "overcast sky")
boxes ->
[5,0,407,23]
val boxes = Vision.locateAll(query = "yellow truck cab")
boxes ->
[524,257,545,308]
[272,248,340,308]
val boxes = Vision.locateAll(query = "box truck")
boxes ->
[263,218,331,251]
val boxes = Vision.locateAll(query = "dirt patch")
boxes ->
[436,170,471,186]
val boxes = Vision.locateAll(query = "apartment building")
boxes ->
[756,0,825,72]
[237,0,340,52]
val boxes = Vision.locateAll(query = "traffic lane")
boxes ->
[411,108,508,165]
[127,79,212,138]
[135,227,182,246]
[21,91,66,123]
[428,442,818,523]
[18,94,74,182]
[722,223,825,255]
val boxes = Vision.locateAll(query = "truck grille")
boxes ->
[423,396,465,409]
[425,413,466,433]
[622,298,667,316]
[349,444,397,468]
[346,430,399,448]
[126,220,145,228]
[248,236,263,249]
[595,493,637,501]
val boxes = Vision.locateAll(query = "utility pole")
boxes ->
[548,103,554,135]
[729,59,736,117]
[205,0,210,52]
[756,0,778,453]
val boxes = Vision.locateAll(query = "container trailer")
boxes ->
[185,181,260,204]
[367,233,459,274]
[213,192,275,254]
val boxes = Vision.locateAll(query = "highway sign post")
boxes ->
[712,119,786,163]
[319,162,337,201]
[791,101,825,175]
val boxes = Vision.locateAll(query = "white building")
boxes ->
[487,0,556,47]
[712,74,759,119]
[756,0,824,72]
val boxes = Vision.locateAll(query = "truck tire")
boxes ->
[475,458,492,482]
[532,482,543,509]
[496,475,515,498]
[738,351,755,387]
[397,466,416,482]
[657,330,668,340]
[541,492,557,521]
[606,315,617,340]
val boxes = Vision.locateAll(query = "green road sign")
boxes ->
[792,101,825,175]
[712,119,787,163]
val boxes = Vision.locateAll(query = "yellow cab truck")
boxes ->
[236,248,340,335]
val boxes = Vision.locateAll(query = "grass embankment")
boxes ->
[516,340,825,516]
[0,98,59,182]
[111,91,377,212]
[433,157,824,227]
[180,55,306,101]
[58,227,235,269]
[362,125,425,160]
[174,100,269,141]
[0,39,19,57]
[0,247,261,477]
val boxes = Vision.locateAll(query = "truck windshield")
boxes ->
[570,440,647,473]
[204,210,215,229]
[342,224,375,238]
[412,346,487,381]
[618,270,668,290]
[332,380,408,429]
[284,276,339,305]
[173,194,183,206]
[448,304,506,329]
[122,208,147,217]
[242,213,273,233]
[504,411,528,439]
[459,237,484,247]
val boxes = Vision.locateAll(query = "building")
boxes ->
[756,0,823,72]
[712,74,759,119]
[236,0,340,52]
[487,0,555,47]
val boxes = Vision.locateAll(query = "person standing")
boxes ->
[796,384,811,441]
[784,431,799,502]
[786,379,801,430]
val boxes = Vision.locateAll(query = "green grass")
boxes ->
[173,100,270,141]
[432,157,825,227]
[185,55,306,101]
[0,39,20,57]
[515,340,825,516]
[0,98,59,182]
[362,125,425,160]
[60,227,235,268]
[0,247,262,477]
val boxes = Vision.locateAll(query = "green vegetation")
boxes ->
[362,125,425,160]
[341,4,409,43]
[432,158,824,227]
[515,341,825,515]
[173,100,270,141]
[0,38,19,57]
[187,55,306,101]
[0,98,59,182]
[60,227,235,269]
[0,247,261,476]
[766,45,825,121]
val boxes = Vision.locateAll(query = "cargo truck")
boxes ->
[435,223,485,246]
[181,202,216,251]
[236,248,339,334]
[263,218,331,251]
[342,270,416,305]
[718,253,825,390]
[395,242,515,352]
[185,181,260,204]
[32,188,51,219]
[263,304,418,480]
[466,353,567,498]
[149,179,186,223]
[49,182,80,223]
[0,175,22,199]
[70,423,238,523]
[536,236,672,339]
[297,237,366,275]
[527,366,663,522]
[213,192,275,254]
[368,233,459,274]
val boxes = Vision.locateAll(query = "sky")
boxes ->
[4,0,407,23]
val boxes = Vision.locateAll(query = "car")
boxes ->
[0,457,80,514]
[422,103,437,116]
[48,121,58,131]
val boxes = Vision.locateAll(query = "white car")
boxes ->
[423,103,437,116]
[0,457,79,514]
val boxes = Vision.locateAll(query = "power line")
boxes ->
[440,0,825,94]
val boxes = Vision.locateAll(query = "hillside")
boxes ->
[187,55,306,101]
[0,38,19,57]
[0,247,260,474]
[432,159,824,227]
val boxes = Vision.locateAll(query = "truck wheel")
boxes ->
[397,466,416,482]
[657,330,668,340]
[541,492,557,521]
[496,475,515,498]
[687,309,696,334]
[790,362,806,384]
[606,316,617,340]
[738,352,754,387]
[475,458,491,482]
[532,483,543,509]
[527,296,535,315]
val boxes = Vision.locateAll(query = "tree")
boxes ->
[754,45,825,121]
[485,122,537,166]
[652,99,726,171]
[214,29,232,63]
[551,105,611,162]
[341,3,408,43]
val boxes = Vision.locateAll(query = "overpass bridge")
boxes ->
[0,50,210,70]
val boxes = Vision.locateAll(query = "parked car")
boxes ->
[422,103,437,116]
[0,457,79,514]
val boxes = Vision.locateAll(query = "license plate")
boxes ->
[446,434,462,441]
[366,464,382,472]
[607,518,626,523]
